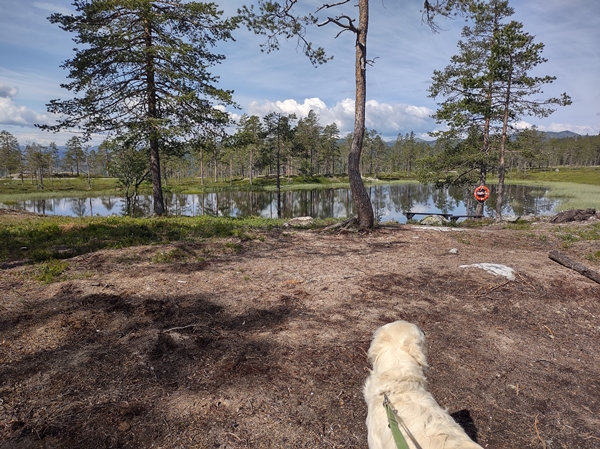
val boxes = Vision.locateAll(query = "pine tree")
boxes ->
[490,17,570,218]
[233,115,262,185]
[261,112,296,218]
[47,142,60,188]
[24,143,49,189]
[38,0,237,216]
[107,136,151,215]
[428,0,570,218]
[239,0,471,228]
[0,131,21,178]
[320,123,340,175]
[428,1,513,197]
[294,110,322,176]
[64,136,85,176]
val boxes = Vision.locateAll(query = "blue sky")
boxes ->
[0,0,598,146]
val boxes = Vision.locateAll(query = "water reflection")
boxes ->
[1,183,561,222]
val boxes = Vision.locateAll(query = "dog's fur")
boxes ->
[364,321,483,449]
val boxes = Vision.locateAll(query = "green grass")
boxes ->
[0,214,291,264]
[504,167,600,210]
[503,221,533,230]
[0,177,119,193]
[0,173,420,200]
[552,222,600,249]
[503,180,600,211]
[0,177,122,205]
[452,217,495,228]
[509,167,600,186]
[159,174,354,193]
[0,189,120,204]
[34,259,70,283]
[151,247,190,263]
[586,250,600,263]
[0,211,341,269]
[541,183,600,211]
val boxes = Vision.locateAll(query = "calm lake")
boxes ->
[0,183,561,223]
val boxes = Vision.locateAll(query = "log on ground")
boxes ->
[548,250,600,284]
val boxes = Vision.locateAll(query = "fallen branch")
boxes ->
[534,414,547,449]
[548,250,600,285]
[478,281,511,298]
[161,324,220,334]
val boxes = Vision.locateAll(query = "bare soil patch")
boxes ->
[1,221,599,448]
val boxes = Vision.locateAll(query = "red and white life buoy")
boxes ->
[474,185,490,202]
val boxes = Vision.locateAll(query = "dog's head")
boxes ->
[367,320,428,371]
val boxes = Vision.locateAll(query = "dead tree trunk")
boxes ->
[548,250,600,285]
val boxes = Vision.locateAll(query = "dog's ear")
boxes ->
[367,328,392,366]
[405,327,428,368]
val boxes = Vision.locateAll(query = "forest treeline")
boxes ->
[1,122,598,188]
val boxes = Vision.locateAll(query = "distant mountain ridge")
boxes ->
[400,130,584,146]
[540,130,581,139]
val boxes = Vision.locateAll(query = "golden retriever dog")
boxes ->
[364,321,483,449]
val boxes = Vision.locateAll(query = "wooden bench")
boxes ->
[404,212,484,222]
[447,214,484,222]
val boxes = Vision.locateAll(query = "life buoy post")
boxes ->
[474,185,490,203]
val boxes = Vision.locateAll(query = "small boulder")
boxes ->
[284,216,314,227]
[460,263,516,281]
[420,215,448,226]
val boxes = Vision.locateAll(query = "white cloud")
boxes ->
[537,122,600,136]
[365,100,433,137]
[1,124,105,146]
[245,97,436,139]
[247,98,328,118]
[0,97,53,127]
[247,97,350,133]
[0,82,53,127]
[0,82,19,99]
[512,120,599,136]
[514,121,534,130]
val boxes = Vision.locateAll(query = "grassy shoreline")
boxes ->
[1,166,598,195]
[0,213,319,266]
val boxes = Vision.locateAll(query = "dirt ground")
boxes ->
[1,217,599,449]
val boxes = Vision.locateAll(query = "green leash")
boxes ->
[383,393,423,449]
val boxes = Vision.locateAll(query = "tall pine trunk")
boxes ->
[249,147,253,186]
[200,145,204,186]
[476,113,491,216]
[348,0,374,228]
[478,16,500,217]
[276,132,282,218]
[145,19,165,216]
[497,72,512,220]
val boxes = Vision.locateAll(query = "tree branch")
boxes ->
[316,0,352,13]
[318,15,357,33]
